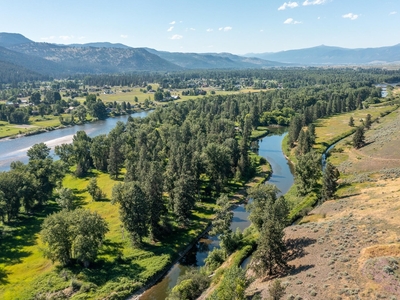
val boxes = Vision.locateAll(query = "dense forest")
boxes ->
[0,68,399,299]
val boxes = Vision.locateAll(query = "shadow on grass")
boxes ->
[0,267,10,284]
[57,258,146,287]
[285,237,317,261]
[0,203,59,266]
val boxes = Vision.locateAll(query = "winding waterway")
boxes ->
[138,127,294,300]
[0,118,294,300]
[0,111,151,171]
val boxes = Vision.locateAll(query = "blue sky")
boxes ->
[1,0,399,54]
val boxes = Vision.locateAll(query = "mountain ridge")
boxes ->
[1,32,400,78]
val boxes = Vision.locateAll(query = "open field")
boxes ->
[0,169,220,299]
[0,144,269,299]
[313,105,397,151]
[247,106,400,299]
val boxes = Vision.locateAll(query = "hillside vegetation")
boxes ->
[247,105,400,299]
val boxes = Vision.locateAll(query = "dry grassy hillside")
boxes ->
[247,108,400,299]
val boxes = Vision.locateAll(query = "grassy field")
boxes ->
[313,105,397,151]
[0,169,221,299]
[0,145,271,299]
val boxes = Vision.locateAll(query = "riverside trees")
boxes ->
[248,184,290,276]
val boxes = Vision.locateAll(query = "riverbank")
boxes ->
[131,156,272,300]
[245,104,400,299]
[0,108,154,140]
[0,129,275,300]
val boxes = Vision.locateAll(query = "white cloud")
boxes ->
[219,26,232,32]
[189,28,195,31]
[284,18,302,24]
[303,0,328,6]
[342,13,358,20]
[260,29,264,32]
[170,34,183,40]
[170,21,176,25]
[167,26,174,32]
[390,11,397,15]
[59,35,74,40]
[278,2,299,10]
[120,34,128,38]
[206,28,213,32]
[78,36,85,40]
[41,36,55,41]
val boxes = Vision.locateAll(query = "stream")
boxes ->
[138,127,295,300]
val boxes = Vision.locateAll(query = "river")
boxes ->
[0,118,294,299]
[139,127,294,300]
[0,111,151,172]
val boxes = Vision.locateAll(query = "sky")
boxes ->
[1,0,399,54]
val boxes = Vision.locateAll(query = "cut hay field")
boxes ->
[247,106,400,299]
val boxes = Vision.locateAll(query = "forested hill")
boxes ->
[246,44,400,65]
[0,33,285,78]
[143,48,287,69]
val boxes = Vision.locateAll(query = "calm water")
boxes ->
[139,128,294,300]
[0,111,151,171]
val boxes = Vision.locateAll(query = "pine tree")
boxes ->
[353,126,365,149]
[111,182,148,245]
[349,116,354,127]
[252,219,289,276]
[365,113,372,129]
[322,162,340,201]
[295,151,321,196]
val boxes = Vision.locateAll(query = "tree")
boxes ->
[142,162,166,240]
[247,184,288,232]
[90,100,108,120]
[352,126,365,149]
[56,187,74,210]
[295,151,321,196]
[29,91,41,105]
[72,131,92,177]
[322,162,340,201]
[288,114,302,147]
[365,113,372,129]
[251,219,289,276]
[348,116,354,127]
[41,209,108,267]
[172,174,196,225]
[74,105,87,123]
[210,194,233,236]
[70,209,109,267]
[90,135,109,171]
[27,142,51,160]
[107,122,125,179]
[112,182,148,245]
[87,178,104,201]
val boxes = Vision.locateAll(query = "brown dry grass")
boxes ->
[247,108,400,300]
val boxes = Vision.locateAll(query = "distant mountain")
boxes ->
[144,48,286,69]
[7,42,182,73]
[246,44,400,65]
[0,32,33,47]
[0,46,63,76]
[67,42,131,49]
